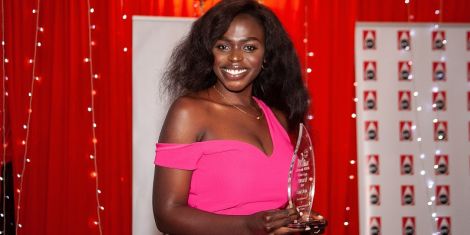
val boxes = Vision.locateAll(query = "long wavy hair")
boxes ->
[163,0,309,131]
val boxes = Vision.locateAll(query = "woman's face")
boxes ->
[212,14,265,92]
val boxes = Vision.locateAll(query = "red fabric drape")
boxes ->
[1,0,469,234]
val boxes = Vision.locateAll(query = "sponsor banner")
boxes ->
[356,23,470,235]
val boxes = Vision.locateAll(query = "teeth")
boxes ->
[223,68,247,75]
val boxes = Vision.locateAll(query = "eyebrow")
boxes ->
[219,36,261,43]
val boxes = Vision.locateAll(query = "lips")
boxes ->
[221,67,248,77]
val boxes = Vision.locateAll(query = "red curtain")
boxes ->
[1,0,469,235]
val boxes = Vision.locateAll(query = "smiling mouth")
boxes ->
[222,68,248,76]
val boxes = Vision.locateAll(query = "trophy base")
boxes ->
[287,218,327,231]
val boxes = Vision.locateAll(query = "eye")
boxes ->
[243,45,257,52]
[215,44,230,51]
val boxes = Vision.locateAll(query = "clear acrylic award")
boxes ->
[287,123,326,230]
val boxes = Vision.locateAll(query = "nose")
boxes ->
[228,48,243,62]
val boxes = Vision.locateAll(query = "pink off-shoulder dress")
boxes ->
[154,98,294,215]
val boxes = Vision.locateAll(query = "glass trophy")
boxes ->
[287,123,326,230]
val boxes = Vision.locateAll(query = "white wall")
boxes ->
[132,16,194,235]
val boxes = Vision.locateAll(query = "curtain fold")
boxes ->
[1,0,469,234]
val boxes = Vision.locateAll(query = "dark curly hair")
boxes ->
[163,0,309,131]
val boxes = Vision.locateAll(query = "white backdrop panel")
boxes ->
[355,23,470,235]
[132,16,194,235]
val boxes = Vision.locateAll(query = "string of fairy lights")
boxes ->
[1,0,7,233]
[86,0,103,234]
[405,0,447,234]
[13,0,42,233]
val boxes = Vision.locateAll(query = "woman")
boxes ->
[153,0,323,234]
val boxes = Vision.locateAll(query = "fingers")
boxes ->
[261,209,299,233]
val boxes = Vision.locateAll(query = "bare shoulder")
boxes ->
[158,94,211,143]
[270,107,289,131]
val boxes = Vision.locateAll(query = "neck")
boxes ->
[213,83,255,106]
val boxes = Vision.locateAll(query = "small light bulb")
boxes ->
[21,140,26,145]
[17,174,21,178]
[29,59,33,63]
[91,25,96,30]
[411,125,416,130]
[353,82,357,87]
[306,68,312,73]
[428,201,433,206]
[434,164,439,169]
[345,207,350,211]
[28,92,32,97]
[351,113,356,118]
[349,175,354,180]
[4,58,8,63]
[93,74,99,79]
[90,8,95,13]
[432,87,439,92]
[416,106,422,111]
[413,91,418,97]
[344,221,349,226]
[23,124,27,129]
[303,38,308,43]
[37,42,42,47]
[26,158,31,163]
[39,27,44,32]
[432,103,437,108]
[308,52,314,57]
[432,212,437,217]
[442,39,447,44]
[94,221,99,225]
[431,196,436,201]
[350,160,356,165]
[435,150,441,154]
[35,76,40,81]
[353,98,358,102]
[417,137,422,142]
[84,58,90,63]
[407,74,413,80]
[88,107,92,112]
[405,0,410,4]
[100,206,105,210]
[433,119,438,123]
[93,123,97,128]
[97,189,102,194]
[123,47,128,52]
[90,155,94,159]
[32,9,36,13]
[18,224,22,228]
[92,138,98,144]
[122,14,127,20]
[435,10,440,15]
[420,170,425,175]
[408,61,413,65]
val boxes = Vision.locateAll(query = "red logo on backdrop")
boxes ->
[432,31,446,50]
[433,62,446,81]
[437,217,451,235]
[468,62,470,81]
[364,90,377,110]
[433,91,446,111]
[468,92,470,111]
[398,61,412,81]
[435,155,449,175]
[365,121,378,141]
[368,154,380,175]
[434,121,448,141]
[364,61,377,81]
[401,185,414,205]
[467,31,470,50]
[402,217,416,235]
[370,185,380,205]
[436,185,450,205]
[400,154,414,175]
[370,217,381,235]
[399,90,412,111]
[363,30,376,49]
[400,121,413,141]
[398,30,411,50]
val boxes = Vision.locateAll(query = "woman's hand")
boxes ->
[244,208,300,234]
